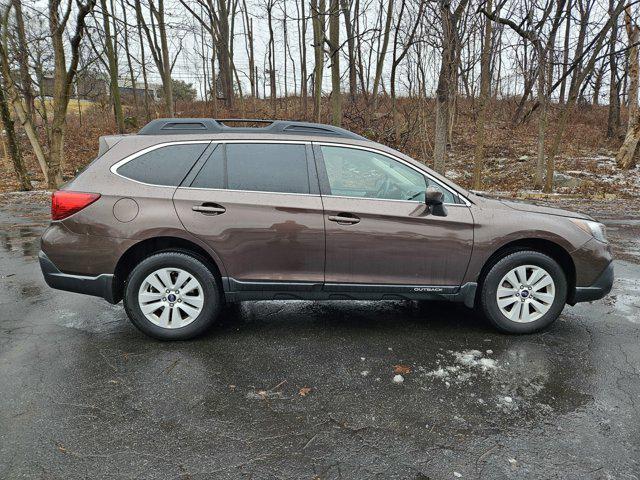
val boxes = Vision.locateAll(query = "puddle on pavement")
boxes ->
[56,303,128,334]
[0,224,45,259]
[411,338,593,427]
[601,277,640,323]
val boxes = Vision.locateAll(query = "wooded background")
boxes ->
[0,0,638,196]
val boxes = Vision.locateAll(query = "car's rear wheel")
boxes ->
[124,252,221,340]
[479,250,567,333]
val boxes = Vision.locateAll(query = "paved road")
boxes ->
[1,192,639,479]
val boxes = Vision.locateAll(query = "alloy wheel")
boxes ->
[137,267,204,328]
[496,265,556,323]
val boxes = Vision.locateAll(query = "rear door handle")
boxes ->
[328,213,360,225]
[192,203,226,215]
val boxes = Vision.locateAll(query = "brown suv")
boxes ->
[39,118,613,339]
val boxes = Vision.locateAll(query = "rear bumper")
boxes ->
[570,262,614,304]
[39,251,117,303]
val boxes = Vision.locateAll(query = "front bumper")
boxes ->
[39,251,117,303]
[570,262,614,304]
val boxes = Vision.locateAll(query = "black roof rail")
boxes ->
[137,118,366,140]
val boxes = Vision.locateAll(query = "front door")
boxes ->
[173,142,325,289]
[315,144,473,288]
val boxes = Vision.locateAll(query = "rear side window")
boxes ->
[116,143,208,186]
[191,143,310,194]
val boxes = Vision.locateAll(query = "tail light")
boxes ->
[51,191,101,220]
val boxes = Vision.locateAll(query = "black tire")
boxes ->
[123,252,221,340]
[479,250,567,334]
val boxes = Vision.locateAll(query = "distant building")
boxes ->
[39,73,163,103]
[118,79,163,102]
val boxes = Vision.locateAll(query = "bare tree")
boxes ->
[616,5,639,169]
[371,0,393,111]
[136,0,174,116]
[433,0,470,174]
[473,0,493,190]
[100,0,125,132]
[311,0,326,122]
[328,0,341,125]
[0,7,30,190]
[606,0,621,138]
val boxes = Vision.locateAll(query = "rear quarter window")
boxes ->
[116,143,208,186]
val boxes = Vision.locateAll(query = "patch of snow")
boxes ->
[478,358,498,370]
[453,349,484,367]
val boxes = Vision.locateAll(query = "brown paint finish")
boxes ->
[462,195,608,287]
[173,188,325,283]
[322,196,473,285]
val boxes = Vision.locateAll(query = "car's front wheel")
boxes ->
[479,250,567,333]
[124,252,221,340]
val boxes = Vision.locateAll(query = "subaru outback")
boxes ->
[39,118,613,339]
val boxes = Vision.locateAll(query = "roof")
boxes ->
[137,118,367,141]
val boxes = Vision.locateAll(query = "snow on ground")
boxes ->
[421,349,499,385]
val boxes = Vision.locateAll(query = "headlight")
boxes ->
[570,219,607,243]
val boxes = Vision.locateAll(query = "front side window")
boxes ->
[116,143,208,186]
[321,146,455,203]
[191,143,310,194]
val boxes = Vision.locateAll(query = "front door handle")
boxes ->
[192,203,226,215]
[328,213,360,225]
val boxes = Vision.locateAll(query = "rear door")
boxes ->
[173,141,325,289]
[315,144,473,289]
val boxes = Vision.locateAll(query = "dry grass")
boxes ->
[1,96,636,197]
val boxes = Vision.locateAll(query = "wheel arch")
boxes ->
[112,236,225,303]
[474,238,576,306]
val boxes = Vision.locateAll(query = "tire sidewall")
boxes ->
[481,251,567,334]
[124,252,221,340]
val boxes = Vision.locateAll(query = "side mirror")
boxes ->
[425,188,448,217]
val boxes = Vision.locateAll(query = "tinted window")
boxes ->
[190,145,224,189]
[117,143,208,186]
[321,146,455,203]
[191,143,310,194]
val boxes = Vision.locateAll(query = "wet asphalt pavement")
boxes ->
[1,192,639,480]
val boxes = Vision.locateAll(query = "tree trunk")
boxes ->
[340,0,357,101]
[559,0,571,104]
[535,45,548,189]
[607,0,620,138]
[0,39,49,184]
[0,71,31,190]
[11,0,35,117]
[217,0,234,109]
[473,0,492,190]
[101,0,125,132]
[157,0,174,116]
[329,0,341,126]
[121,0,138,113]
[266,0,277,113]
[371,0,394,111]
[616,7,639,169]
[135,1,152,121]
[433,1,458,174]
[298,0,308,112]
[311,0,325,122]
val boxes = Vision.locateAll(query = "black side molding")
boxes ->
[39,251,117,304]
[222,277,478,305]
